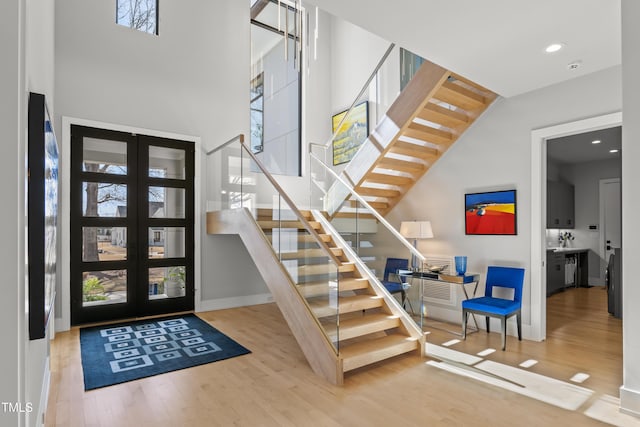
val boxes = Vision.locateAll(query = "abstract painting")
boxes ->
[332,101,369,165]
[465,190,517,235]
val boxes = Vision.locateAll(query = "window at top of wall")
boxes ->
[116,0,158,35]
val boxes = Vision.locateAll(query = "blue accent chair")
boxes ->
[381,258,410,308]
[462,266,525,350]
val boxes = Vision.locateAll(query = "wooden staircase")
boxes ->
[206,207,423,385]
[334,59,497,216]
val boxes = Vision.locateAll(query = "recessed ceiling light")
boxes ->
[610,149,619,153]
[545,43,564,53]
[592,140,601,144]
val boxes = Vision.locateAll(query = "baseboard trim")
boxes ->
[198,293,274,312]
[34,356,50,427]
[620,385,640,418]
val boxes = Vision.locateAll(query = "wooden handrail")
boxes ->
[235,139,344,268]
[205,134,245,156]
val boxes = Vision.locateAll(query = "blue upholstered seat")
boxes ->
[381,258,410,308]
[462,266,525,350]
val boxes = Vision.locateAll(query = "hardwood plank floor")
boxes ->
[46,287,622,426]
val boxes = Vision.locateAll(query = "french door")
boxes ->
[70,125,195,325]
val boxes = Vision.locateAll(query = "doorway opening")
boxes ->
[529,112,622,340]
[70,125,195,325]
[544,126,622,368]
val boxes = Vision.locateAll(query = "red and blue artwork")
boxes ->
[465,190,517,235]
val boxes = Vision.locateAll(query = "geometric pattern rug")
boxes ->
[80,314,251,390]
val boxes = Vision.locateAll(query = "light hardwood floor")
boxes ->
[46,287,621,426]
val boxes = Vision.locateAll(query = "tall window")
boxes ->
[250,73,264,154]
[250,0,302,177]
[117,0,158,35]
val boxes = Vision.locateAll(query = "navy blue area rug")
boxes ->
[80,314,250,390]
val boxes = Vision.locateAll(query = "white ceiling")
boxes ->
[306,0,621,97]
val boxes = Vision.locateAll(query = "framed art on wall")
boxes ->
[28,92,59,340]
[332,101,369,165]
[465,189,517,235]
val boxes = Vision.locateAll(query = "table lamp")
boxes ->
[400,220,433,270]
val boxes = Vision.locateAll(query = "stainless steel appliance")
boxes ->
[606,248,622,318]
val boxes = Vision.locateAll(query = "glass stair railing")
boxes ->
[309,151,427,330]
[206,134,343,351]
[206,134,425,383]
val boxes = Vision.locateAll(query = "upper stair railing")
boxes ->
[310,42,398,168]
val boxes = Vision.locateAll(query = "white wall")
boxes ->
[386,65,622,331]
[1,0,55,425]
[276,8,394,201]
[25,1,56,424]
[54,0,265,314]
[621,0,640,416]
[0,2,25,425]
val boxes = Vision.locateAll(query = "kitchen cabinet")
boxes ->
[547,180,574,229]
[546,248,590,296]
[546,251,565,296]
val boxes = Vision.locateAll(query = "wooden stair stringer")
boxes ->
[206,208,344,385]
[339,59,497,216]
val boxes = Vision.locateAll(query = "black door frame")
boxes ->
[70,125,195,325]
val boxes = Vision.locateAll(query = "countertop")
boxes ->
[546,247,589,254]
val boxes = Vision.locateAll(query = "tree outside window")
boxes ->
[117,0,158,35]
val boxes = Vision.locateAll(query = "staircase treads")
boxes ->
[347,200,389,211]
[256,208,312,220]
[309,294,383,318]
[417,102,469,129]
[406,122,452,144]
[338,277,371,291]
[332,211,377,220]
[325,313,401,342]
[279,247,342,260]
[296,282,334,298]
[387,141,439,162]
[355,186,402,199]
[266,233,332,243]
[340,333,420,372]
[376,157,425,173]
[258,220,321,230]
[433,81,487,111]
[297,277,370,297]
[296,262,355,277]
[364,172,414,186]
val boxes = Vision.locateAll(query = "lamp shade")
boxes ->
[400,220,433,239]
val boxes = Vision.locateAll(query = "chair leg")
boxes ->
[405,296,414,315]
[501,316,506,351]
[517,312,522,341]
[462,310,467,339]
[485,316,490,333]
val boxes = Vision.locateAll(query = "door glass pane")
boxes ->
[83,227,126,261]
[148,227,185,258]
[149,266,185,299]
[82,138,127,175]
[82,182,127,217]
[149,186,185,218]
[82,270,127,307]
[149,146,186,179]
